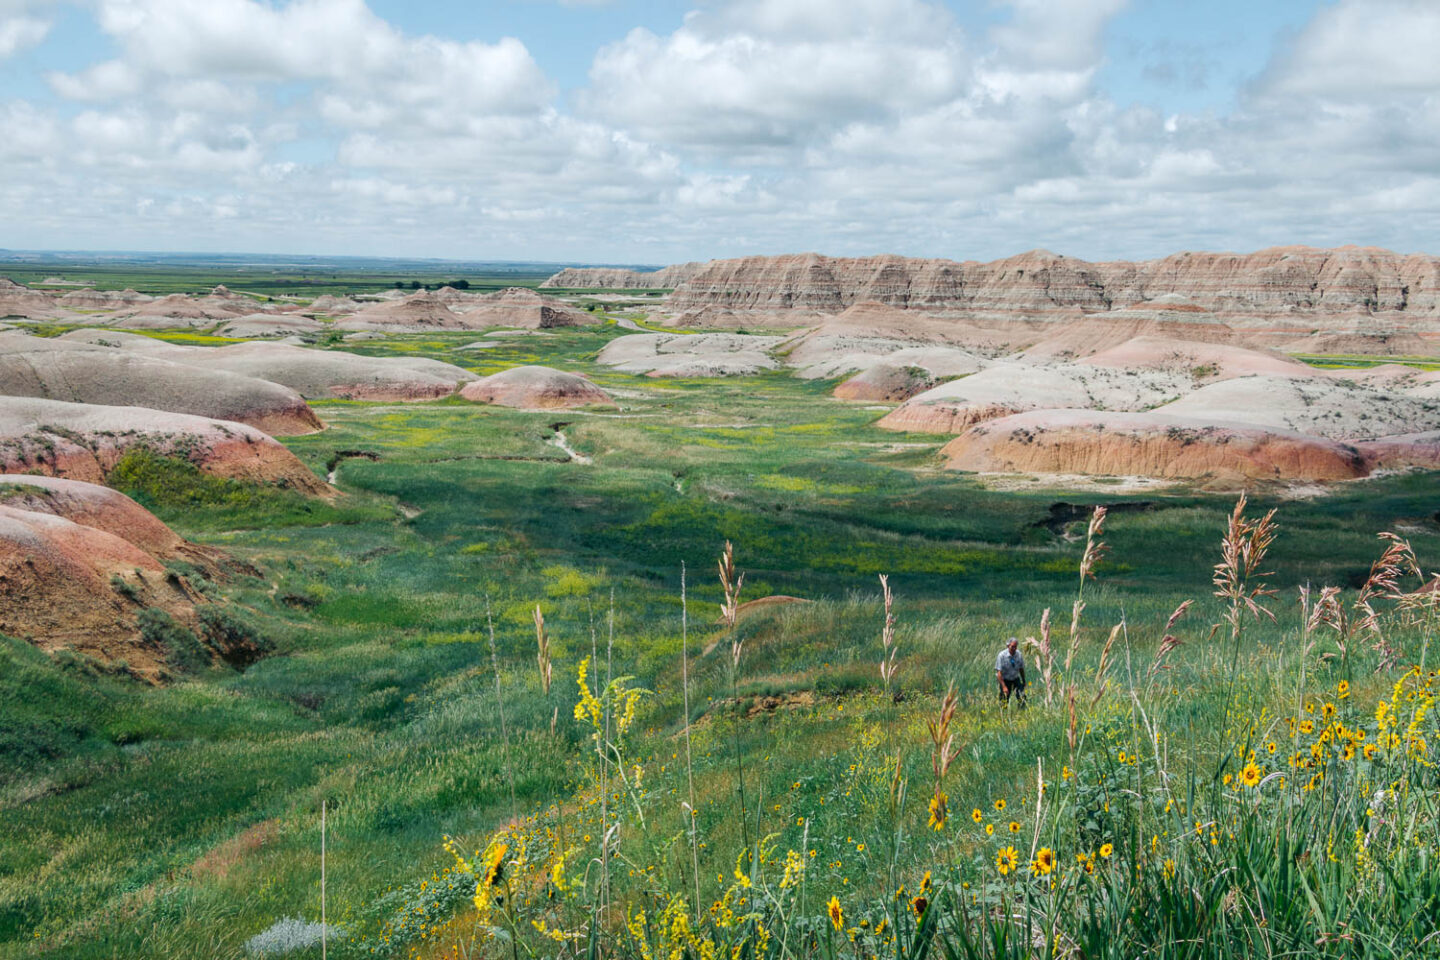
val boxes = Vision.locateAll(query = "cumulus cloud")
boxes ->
[1259,0,1440,99]
[3,0,1440,261]
[580,0,967,151]
[0,4,49,58]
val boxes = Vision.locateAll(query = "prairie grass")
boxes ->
[4,329,1440,958]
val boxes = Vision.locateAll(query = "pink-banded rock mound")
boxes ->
[941,410,1369,482]
[56,332,475,401]
[337,291,466,330]
[0,476,251,679]
[833,362,941,402]
[0,337,323,436]
[1081,336,1313,381]
[450,287,602,329]
[0,396,332,495]
[1354,431,1440,471]
[1021,298,1238,361]
[460,366,615,410]
[878,363,1184,434]
[597,333,785,377]
[216,315,326,337]
[1153,376,1440,440]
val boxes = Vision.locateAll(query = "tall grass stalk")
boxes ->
[485,596,518,821]
[680,562,702,920]
[718,540,751,856]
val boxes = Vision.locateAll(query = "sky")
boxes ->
[0,0,1437,265]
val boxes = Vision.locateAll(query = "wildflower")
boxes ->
[1240,761,1262,788]
[995,846,1020,876]
[1363,743,1378,760]
[1338,680,1351,700]
[920,871,932,893]
[928,792,948,831]
[827,896,844,931]
[481,843,508,887]
[972,808,983,823]
[985,823,995,836]
[1163,859,1176,880]
[1323,702,1337,719]
[1062,765,1073,780]
[994,799,1007,811]
[1031,848,1056,876]
[1118,750,1128,764]
[1266,741,1277,755]
[1300,719,1315,735]
[1008,821,1021,833]
[1099,842,1114,858]
[910,896,928,918]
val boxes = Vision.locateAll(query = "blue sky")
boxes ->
[1,0,1437,263]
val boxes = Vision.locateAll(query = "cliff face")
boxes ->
[545,247,1439,319]
[538,262,705,289]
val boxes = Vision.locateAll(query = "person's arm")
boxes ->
[996,668,1007,693]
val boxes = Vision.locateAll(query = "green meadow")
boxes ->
[2,321,1439,958]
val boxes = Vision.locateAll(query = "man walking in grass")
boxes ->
[996,637,1026,707]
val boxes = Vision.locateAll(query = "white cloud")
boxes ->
[0,13,48,57]
[580,0,967,150]
[4,0,1440,262]
[1260,0,1440,99]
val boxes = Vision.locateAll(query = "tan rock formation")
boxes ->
[597,333,785,377]
[1153,376,1440,440]
[0,397,331,495]
[941,410,1368,481]
[1081,336,1313,381]
[877,363,1185,434]
[833,363,940,402]
[539,263,704,289]
[216,315,326,338]
[460,366,615,409]
[450,287,603,329]
[56,332,475,402]
[0,476,244,679]
[0,338,323,435]
[337,291,466,330]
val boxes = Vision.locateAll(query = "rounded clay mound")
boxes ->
[0,396,332,495]
[833,362,938,402]
[597,333,784,377]
[460,366,615,409]
[0,344,323,436]
[941,409,1369,482]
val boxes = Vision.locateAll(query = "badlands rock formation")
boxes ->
[877,363,1186,434]
[338,291,466,330]
[941,411,1369,482]
[539,263,704,289]
[782,302,995,378]
[833,363,941,402]
[460,366,615,410]
[0,334,323,435]
[598,333,785,377]
[1153,376,1440,440]
[448,287,602,329]
[0,475,238,678]
[651,247,1440,319]
[216,315,326,337]
[0,397,331,495]
[1081,337,1311,380]
[58,332,475,401]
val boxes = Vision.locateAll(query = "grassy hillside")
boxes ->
[2,326,1438,958]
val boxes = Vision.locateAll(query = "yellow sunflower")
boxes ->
[995,846,1020,876]
[827,896,844,931]
[1008,821,1021,833]
[1099,842,1114,858]
[994,798,1007,811]
[971,808,983,823]
[481,842,508,887]
[928,792,948,831]
[1337,680,1350,700]
[1240,761,1262,788]
[1031,847,1056,876]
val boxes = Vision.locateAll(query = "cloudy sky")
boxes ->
[0,0,1437,264]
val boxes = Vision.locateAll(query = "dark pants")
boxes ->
[1000,676,1026,705]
